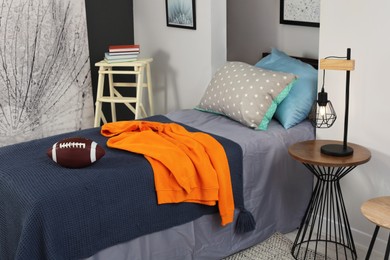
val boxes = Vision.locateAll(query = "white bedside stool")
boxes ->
[361,196,390,260]
[94,58,153,127]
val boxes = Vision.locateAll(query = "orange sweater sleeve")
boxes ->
[166,124,235,226]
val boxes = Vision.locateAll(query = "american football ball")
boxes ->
[47,137,105,168]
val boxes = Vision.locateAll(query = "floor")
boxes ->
[285,230,384,259]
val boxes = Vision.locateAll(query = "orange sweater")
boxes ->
[101,120,234,226]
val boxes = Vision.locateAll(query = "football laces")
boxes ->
[59,142,86,149]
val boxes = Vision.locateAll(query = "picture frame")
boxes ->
[166,0,196,30]
[280,0,320,28]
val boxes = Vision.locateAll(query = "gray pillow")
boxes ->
[195,62,296,130]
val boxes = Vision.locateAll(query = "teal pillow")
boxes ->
[255,48,318,129]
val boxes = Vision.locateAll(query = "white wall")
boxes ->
[134,0,319,114]
[276,25,318,59]
[319,0,390,254]
[133,0,226,114]
[134,0,388,254]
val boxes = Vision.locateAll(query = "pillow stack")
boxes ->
[196,48,318,130]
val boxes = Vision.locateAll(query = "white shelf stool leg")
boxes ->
[94,65,107,127]
[145,61,154,116]
[107,67,117,122]
[134,64,145,119]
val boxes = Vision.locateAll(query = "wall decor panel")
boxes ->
[0,0,93,146]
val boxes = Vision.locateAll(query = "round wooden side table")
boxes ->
[288,140,371,260]
[361,196,390,259]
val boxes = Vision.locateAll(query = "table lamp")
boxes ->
[309,48,355,157]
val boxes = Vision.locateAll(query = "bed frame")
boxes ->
[0,54,319,260]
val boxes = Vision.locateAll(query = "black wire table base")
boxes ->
[291,164,358,260]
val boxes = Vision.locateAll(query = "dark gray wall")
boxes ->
[227,0,319,64]
[85,0,135,123]
[227,0,278,64]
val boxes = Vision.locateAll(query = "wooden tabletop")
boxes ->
[361,196,390,229]
[288,140,371,167]
[95,58,153,67]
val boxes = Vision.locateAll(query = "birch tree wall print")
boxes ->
[0,0,93,147]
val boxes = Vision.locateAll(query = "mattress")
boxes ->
[84,109,315,260]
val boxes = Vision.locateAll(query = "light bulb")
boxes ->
[319,105,326,118]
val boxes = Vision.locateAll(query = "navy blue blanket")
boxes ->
[0,115,248,260]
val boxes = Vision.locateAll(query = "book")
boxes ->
[105,52,138,60]
[106,51,140,56]
[109,44,140,53]
[104,58,138,63]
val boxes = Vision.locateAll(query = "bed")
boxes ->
[0,49,318,260]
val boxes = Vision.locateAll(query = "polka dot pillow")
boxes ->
[195,62,296,130]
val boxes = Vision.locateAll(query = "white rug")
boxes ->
[223,232,330,260]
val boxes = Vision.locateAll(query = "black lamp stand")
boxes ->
[320,48,354,157]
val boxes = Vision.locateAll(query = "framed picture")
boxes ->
[280,0,320,28]
[166,0,196,30]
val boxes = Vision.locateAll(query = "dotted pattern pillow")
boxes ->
[195,62,296,130]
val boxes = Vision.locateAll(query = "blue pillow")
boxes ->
[255,48,318,129]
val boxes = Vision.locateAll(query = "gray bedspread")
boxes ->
[85,109,315,260]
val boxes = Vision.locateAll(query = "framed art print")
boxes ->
[166,0,196,30]
[280,0,320,27]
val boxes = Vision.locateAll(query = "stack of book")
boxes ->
[104,44,140,63]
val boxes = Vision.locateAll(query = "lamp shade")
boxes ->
[309,90,337,128]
